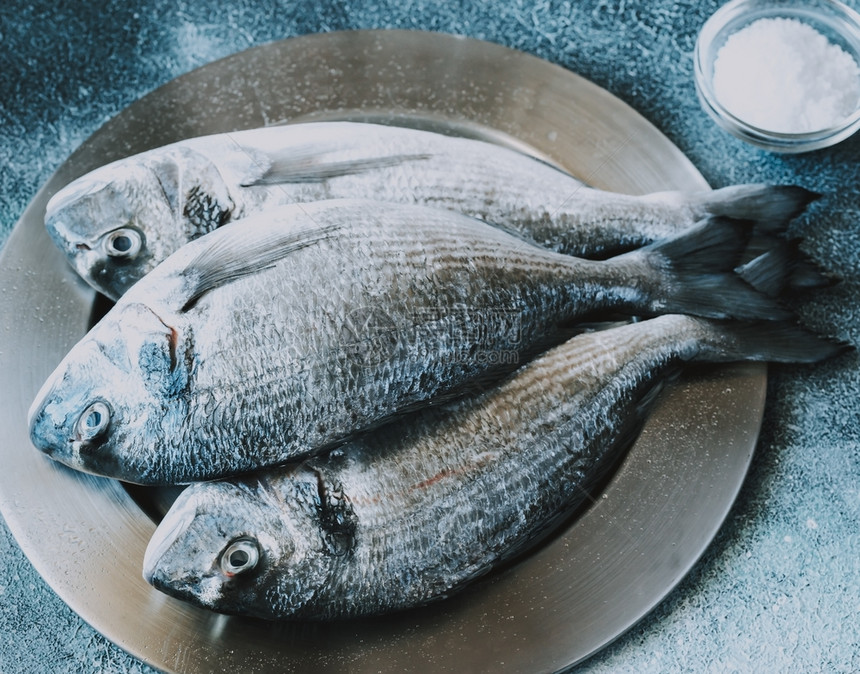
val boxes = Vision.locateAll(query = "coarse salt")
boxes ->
[712,17,860,133]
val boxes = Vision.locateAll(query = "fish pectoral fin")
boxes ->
[178,218,341,312]
[239,143,431,186]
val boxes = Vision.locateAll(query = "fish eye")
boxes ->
[104,228,143,259]
[76,401,111,442]
[220,538,260,576]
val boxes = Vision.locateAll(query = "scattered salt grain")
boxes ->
[712,17,860,133]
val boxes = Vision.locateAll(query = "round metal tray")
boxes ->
[0,30,765,673]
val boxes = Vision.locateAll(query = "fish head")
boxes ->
[45,145,234,300]
[28,301,190,482]
[143,472,334,620]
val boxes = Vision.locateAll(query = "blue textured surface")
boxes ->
[1,1,859,672]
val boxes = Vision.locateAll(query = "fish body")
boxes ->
[28,199,787,485]
[43,121,816,299]
[142,314,843,620]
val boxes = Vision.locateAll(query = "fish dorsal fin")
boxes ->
[237,140,431,186]
[178,215,341,312]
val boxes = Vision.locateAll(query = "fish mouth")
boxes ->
[27,394,69,460]
[145,570,192,600]
[145,570,226,615]
[27,409,81,470]
[41,217,103,284]
[143,505,225,609]
[144,563,206,606]
[142,499,197,583]
[27,393,110,475]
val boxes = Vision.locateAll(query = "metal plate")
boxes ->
[0,30,765,673]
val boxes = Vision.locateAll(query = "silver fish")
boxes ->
[43,121,816,299]
[28,199,788,486]
[142,314,843,620]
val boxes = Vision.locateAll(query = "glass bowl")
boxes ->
[694,0,860,153]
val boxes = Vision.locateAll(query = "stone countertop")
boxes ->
[1,1,858,672]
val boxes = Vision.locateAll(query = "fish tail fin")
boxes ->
[635,216,794,321]
[735,239,836,297]
[694,183,828,294]
[735,239,836,298]
[695,184,819,236]
[677,315,851,364]
[787,259,840,292]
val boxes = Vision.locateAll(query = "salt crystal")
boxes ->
[712,17,860,133]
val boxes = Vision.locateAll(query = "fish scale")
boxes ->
[29,199,792,486]
[142,314,844,620]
